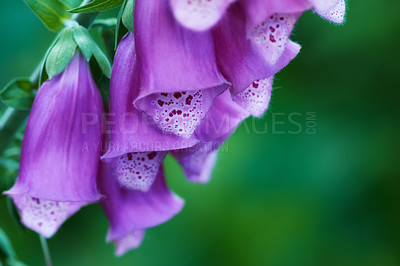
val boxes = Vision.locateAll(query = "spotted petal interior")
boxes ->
[144,90,213,138]
[183,149,218,183]
[114,231,145,256]
[13,194,85,238]
[315,0,345,23]
[115,152,167,191]
[233,78,273,117]
[250,14,297,65]
[170,0,234,31]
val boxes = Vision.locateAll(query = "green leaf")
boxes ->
[46,27,77,79]
[72,26,95,61]
[0,79,34,111]
[90,19,117,59]
[91,18,118,28]
[72,25,112,78]
[69,0,124,13]
[122,0,134,33]
[0,228,15,260]
[23,0,71,31]
[92,44,112,78]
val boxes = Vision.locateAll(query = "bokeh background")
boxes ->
[1,0,400,265]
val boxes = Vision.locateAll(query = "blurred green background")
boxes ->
[1,0,400,265]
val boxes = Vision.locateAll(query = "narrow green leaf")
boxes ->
[92,44,112,78]
[46,28,77,79]
[72,25,112,78]
[122,0,134,33]
[91,18,118,28]
[0,78,34,111]
[90,19,117,60]
[39,34,60,86]
[0,228,16,259]
[115,0,127,49]
[69,0,124,13]
[72,26,95,61]
[23,0,71,31]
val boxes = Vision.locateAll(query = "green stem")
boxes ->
[0,10,99,155]
[39,235,52,266]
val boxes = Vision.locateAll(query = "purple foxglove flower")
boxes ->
[133,0,229,139]
[173,90,250,182]
[4,53,104,238]
[99,162,184,256]
[167,0,344,116]
[102,33,201,191]
[169,0,345,31]
[107,0,345,188]
[213,3,300,116]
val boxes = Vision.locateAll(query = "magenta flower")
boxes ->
[1,0,346,257]
[98,162,184,256]
[4,53,104,238]
[170,0,345,32]
[102,32,199,192]
[133,0,230,139]
[167,0,344,116]
[107,0,346,188]
[103,32,247,190]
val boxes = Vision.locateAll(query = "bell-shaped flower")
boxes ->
[212,3,301,116]
[133,0,229,139]
[166,0,344,116]
[102,32,201,192]
[169,0,345,31]
[4,52,104,238]
[99,162,184,256]
[107,0,345,188]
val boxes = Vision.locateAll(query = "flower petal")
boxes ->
[240,0,311,28]
[9,195,86,238]
[314,0,345,23]
[169,0,235,31]
[173,143,218,183]
[5,52,103,202]
[137,89,222,139]
[174,90,249,182]
[233,77,273,117]
[134,0,229,138]
[113,151,167,191]
[100,163,184,245]
[213,4,300,100]
[249,13,298,65]
[102,33,199,159]
[114,231,145,256]
[195,90,249,142]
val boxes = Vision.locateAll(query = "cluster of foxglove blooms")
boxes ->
[5,0,345,256]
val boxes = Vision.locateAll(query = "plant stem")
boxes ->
[0,9,99,154]
[39,235,52,266]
